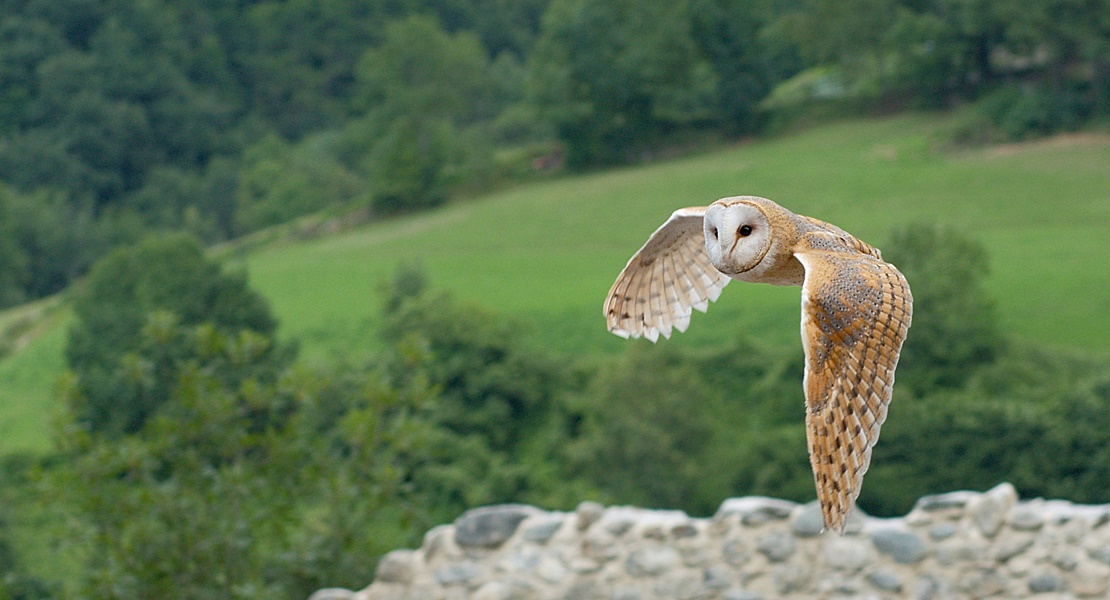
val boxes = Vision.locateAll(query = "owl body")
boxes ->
[604,196,912,533]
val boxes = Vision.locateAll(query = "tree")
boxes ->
[53,322,437,599]
[352,15,498,212]
[65,234,283,435]
[881,224,1002,394]
[528,0,719,166]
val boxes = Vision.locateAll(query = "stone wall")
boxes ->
[311,483,1110,600]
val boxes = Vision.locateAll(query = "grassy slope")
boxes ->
[242,114,1110,360]
[2,114,1109,454]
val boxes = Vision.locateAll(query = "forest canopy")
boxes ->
[0,0,1107,307]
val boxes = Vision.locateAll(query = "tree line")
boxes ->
[1,225,1106,597]
[1,0,1108,307]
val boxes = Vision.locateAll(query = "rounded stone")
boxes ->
[970,483,1017,538]
[1010,506,1046,531]
[870,527,928,564]
[716,497,797,526]
[455,504,539,548]
[823,536,871,572]
[577,501,605,531]
[1071,562,1110,597]
[790,502,825,538]
[756,531,796,562]
[1028,572,1065,593]
[434,562,481,586]
[722,591,762,600]
[626,546,680,577]
[703,566,733,590]
[374,550,415,584]
[522,518,565,544]
[866,569,903,592]
[957,567,1006,597]
[772,564,810,594]
[722,539,749,566]
[307,589,354,600]
[928,522,956,541]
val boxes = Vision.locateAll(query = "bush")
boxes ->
[65,234,285,435]
[978,84,1089,140]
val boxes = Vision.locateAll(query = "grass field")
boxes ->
[2,113,1108,455]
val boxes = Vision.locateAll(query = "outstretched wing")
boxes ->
[795,237,912,533]
[604,207,730,342]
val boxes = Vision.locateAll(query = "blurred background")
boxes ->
[0,0,1108,597]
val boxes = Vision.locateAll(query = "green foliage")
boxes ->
[65,234,283,435]
[51,323,436,599]
[528,0,726,166]
[977,83,1089,141]
[867,347,1110,515]
[352,16,500,213]
[882,223,1003,394]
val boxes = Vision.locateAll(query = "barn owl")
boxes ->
[603,196,912,533]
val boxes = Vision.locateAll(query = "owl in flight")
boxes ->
[604,196,912,533]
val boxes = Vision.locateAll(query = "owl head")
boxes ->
[703,197,776,277]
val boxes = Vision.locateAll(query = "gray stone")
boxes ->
[582,533,619,563]
[992,534,1034,562]
[1071,563,1110,597]
[957,567,1006,597]
[703,566,733,590]
[772,564,810,594]
[455,504,538,548]
[823,536,871,572]
[866,569,903,592]
[870,527,928,564]
[435,562,481,586]
[604,517,636,537]
[307,589,354,600]
[473,580,538,600]
[626,546,679,577]
[374,550,415,584]
[935,539,985,565]
[1053,548,1081,571]
[716,497,797,526]
[914,574,953,600]
[914,490,977,512]
[672,523,699,538]
[610,587,643,600]
[791,502,825,538]
[970,483,1017,538]
[654,575,714,600]
[928,522,957,541]
[1089,545,1110,565]
[722,539,749,566]
[1010,506,1046,531]
[1028,572,1065,593]
[522,518,565,544]
[722,591,762,600]
[756,531,796,562]
[566,578,604,600]
[577,502,605,531]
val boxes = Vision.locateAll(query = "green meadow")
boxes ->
[3,114,1109,455]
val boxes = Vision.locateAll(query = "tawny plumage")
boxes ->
[604,196,912,533]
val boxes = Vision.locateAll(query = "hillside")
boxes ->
[2,114,1109,455]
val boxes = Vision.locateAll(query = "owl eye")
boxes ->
[738,225,753,237]
[710,227,718,239]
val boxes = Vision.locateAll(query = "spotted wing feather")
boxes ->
[795,235,912,533]
[604,207,729,341]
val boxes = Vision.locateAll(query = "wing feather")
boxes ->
[604,207,729,341]
[795,238,912,533]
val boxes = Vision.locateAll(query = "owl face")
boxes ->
[703,200,773,277]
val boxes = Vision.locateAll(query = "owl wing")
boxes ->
[604,207,730,342]
[794,235,913,533]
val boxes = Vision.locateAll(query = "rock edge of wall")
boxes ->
[311,483,1110,600]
